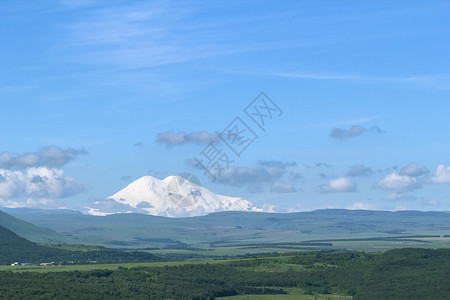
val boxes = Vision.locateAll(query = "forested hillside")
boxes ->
[0,225,160,265]
[0,225,69,264]
[0,248,448,299]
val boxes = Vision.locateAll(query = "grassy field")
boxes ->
[0,256,281,272]
[138,235,450,258]
[0,254,317,273]
[0,259,217,272]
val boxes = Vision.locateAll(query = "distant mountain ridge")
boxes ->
[1,207,83,216]
[87,175,262,217]
[14,209,450,251]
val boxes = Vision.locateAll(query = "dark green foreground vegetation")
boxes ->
[0,248,449,299]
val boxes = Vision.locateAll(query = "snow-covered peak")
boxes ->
[87,175,262,218]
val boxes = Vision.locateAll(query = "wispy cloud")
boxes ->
[250,71,450,89]
[56,1,288,70]
[422,198,440,207]
[382,192,417,202]
[260,71,362,81]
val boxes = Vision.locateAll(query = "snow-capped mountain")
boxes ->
[86,175,262,218]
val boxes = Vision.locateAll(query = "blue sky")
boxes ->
[1,0,450,213]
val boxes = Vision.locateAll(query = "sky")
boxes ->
[1,0,450,213]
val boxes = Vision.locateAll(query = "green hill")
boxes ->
[0,224,35,247]
[0,224,161,265]
[0,225,70,264]
[0,210,71,244]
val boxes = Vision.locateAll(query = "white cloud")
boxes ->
[213,167,281,186]
[0,146,86,169]
[84,198,141,216]
[329,125,383,140]
[346,164,374,177]
[157,131,219,146]
[431,164,450,184]
[0,152,38,169]
[156,131,186,145]
[270,181,296,193]
[422,198,440,207]
[0,198,34,208]
[398,162,429,177]
[320,177,356,193]
[393,205,409,211]
[374,172,420,191]
[347,202,377,210]
[287,204,304,212]
[0,167,84,199]
[85,207,115,216]
[190,161,295,193]
[329,125,365,139]
[0,198,58,209]
[40,146,87,167]
[261,203,277,213]
[382,192,416,202]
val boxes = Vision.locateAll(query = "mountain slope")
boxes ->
[0,224,161,265]
[87,175,262,217]
[0,224,69,264]
[0,210,71,244]
[0,224,34,247]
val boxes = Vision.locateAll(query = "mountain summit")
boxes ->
[87,175,262,218]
